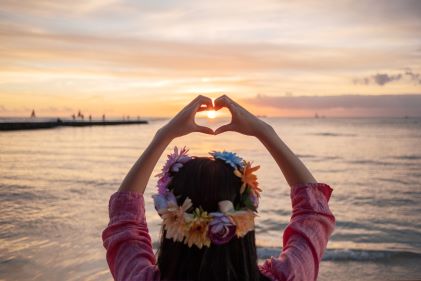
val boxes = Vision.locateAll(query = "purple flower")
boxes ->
[152,191,177,212]
[155,146,192,195]
[158,146,192,176]
[171,162,184,172]
[208,213,236,245]
[157,174,172,194]
[249,192,259,209]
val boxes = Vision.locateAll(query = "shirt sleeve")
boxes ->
[102,191,160,281]
[259,183,336,281]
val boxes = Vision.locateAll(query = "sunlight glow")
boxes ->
[207,110,217,119]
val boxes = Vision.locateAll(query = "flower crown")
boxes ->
[152,146,261,249]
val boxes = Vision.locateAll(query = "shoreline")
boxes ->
[0,119,148,131]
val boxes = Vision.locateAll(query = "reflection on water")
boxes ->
[1,117,421,280]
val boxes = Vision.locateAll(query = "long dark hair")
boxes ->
[157,157,270,281]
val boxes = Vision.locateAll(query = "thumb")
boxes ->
[214,123,234,135]
[195,125,214,135]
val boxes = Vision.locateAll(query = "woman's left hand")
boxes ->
[160,95,214,139]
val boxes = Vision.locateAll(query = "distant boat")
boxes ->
[314,113,319,118]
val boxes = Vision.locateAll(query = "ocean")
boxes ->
[1,117,420,281]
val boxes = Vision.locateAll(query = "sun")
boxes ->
[207,110,217,119]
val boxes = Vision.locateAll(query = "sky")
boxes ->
[1,0,421,118]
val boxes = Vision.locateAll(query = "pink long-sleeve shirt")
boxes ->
[102,182,335,281]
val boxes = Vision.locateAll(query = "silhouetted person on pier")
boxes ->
[31,110,36,118]
[89,115,92,122]
[102,114,106,122]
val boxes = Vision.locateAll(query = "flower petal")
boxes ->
[240,183,247,194]
[218,200,234,213]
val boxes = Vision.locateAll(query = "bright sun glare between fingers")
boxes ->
[207,110,217,119]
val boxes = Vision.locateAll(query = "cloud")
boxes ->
[1,0,421,117]
[0,0,119,16]
[404,69,421,84]
[353,70,421,86]
[1,0,421,53]
[354,73,402,86]
[243,94,421,117]
[0,23,416,78]
[1,0,420,80]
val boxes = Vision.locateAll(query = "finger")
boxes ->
[195,125,214,135]
[197,100,214,112]
[184,95,207,110]
[214,123,235,135]
[214,95,234,112]
[196,95,213,109]
[193,96,213,112]
[213,95,226,110]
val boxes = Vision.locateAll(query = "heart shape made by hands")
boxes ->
[195,107,231,133]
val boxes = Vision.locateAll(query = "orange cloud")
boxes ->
[1,0,421,117]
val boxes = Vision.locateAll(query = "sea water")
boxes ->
[1,117,420,280]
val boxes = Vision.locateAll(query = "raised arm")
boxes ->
[118,95,214,193]
[256,126,317,187]
[214,95,335,281]
[103,96,214,281]
[214,95,316,187]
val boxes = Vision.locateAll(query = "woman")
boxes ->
[102,95,335,281]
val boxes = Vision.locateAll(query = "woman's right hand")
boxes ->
[160,95,214,139]
[214,95,272,137]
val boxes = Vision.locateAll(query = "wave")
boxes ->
[311,132,357,137]
[296,154,316,159]
[392,155,421,161]
[347,159,394,166]
[348,158,421,167]
[256,248,421,261]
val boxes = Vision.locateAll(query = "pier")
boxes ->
[0,119,148,131]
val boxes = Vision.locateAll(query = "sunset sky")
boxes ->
[1,0,421,117]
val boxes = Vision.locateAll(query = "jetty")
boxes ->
[0,119,148,131]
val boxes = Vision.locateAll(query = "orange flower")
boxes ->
[229,210,256,237]
[161,198,193,242]
[185,208,212,249]
[234,162,262,197]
